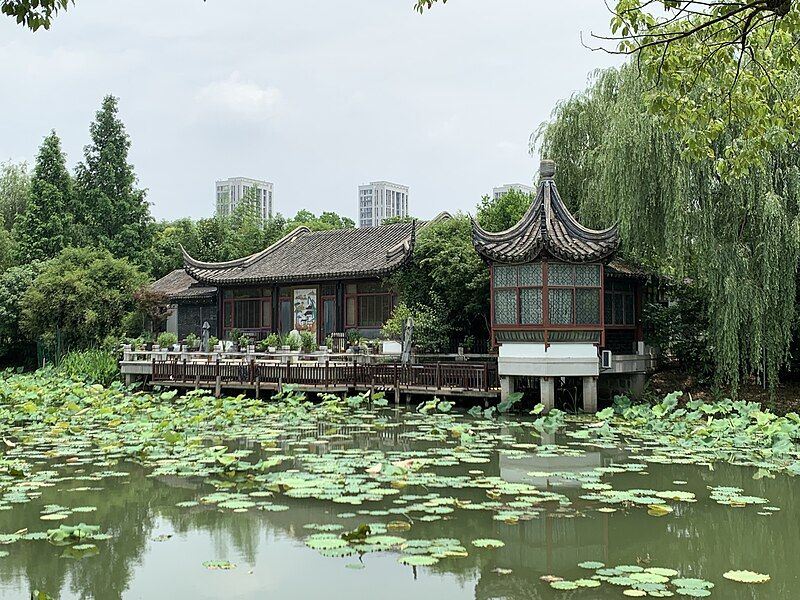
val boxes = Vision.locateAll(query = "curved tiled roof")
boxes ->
[472,162,619,264]
[150,269,217,300]
[183,222,417,285]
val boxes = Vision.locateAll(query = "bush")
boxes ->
[157,332,178,348]
[382,302,450,353]
[285,331,301,350]
[21,247,148,350]
[58,349,120,386]
[300,331,317,352]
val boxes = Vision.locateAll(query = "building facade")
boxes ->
[493,183,535,200]
[169,222,422,344]
[473,160,652,412]
[358,181,409,228]
[215,177,274,220]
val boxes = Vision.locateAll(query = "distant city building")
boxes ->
[358,181,409,228]
[215,177,274,220]
[493,183,535,200]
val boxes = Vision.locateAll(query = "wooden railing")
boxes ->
[151,358,499,393]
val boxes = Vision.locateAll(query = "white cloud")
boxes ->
[195,72,283,123]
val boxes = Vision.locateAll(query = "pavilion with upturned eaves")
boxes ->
[471,160,652,412]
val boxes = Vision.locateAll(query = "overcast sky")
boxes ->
[0,0,623,222]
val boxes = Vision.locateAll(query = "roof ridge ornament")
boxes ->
[540,159,556,180]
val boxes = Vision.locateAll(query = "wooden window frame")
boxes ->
[490,261,606,347]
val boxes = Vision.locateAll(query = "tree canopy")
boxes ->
[1,0,72,31]
[13,131,74,262]
[538,64,800,390]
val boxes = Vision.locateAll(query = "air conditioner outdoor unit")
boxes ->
[601,350,613,369]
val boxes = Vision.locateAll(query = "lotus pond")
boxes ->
[0,372,799,599]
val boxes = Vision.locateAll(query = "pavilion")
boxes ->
[471,160,653,411]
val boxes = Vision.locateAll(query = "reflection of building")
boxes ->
[358,181,409,227]
[472,160,655,412]
[215,177,274,220]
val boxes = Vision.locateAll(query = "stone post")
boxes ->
[582,376,598,413]
[500,376,515,402]
[540,377,555,413]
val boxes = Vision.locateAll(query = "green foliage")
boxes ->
[476,188,533,232]
[0,160,29,230]
[285,209,355,232]
[13,131,75,263]
[390,214,489,351]
[74,95,153,265]
[300,331,317,352]
[644,284,714,382]
[58,349,119,386]
[156,332,178,349]
[0,262,41,363]
[20,247,148,350]
[606,1,800,177]
[539,65,800,390]
[382,302,449,353]
[1,0,72,31]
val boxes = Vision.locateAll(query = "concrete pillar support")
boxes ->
[630,373,646,397]
[582,376,598,413]
[540,377,555,413]
[500,376,515,402]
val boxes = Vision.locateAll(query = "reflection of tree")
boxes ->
[0,462,165,600]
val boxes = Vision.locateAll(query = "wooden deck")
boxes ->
[122,351,500,401]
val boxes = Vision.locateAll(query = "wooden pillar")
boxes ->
[214,357,222,398]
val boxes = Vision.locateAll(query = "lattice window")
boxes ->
[575,264,601,287]
[548,288,573,324]
[520,288,543,324]
[494,265,517,288]
[494,289,518,325]
[549,263,575,286]
[575,288,600,324]
[518,263,543,287]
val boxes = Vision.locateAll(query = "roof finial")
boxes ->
[540,159,556,180]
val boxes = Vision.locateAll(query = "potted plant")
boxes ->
[300,331,317,353]
[208,336,219,352]
[185,333,200,351]
[259,333,280,353]
[238,334,251,352]
[286,331,301,352]
[346,328,361,350]
[157,332,178,351]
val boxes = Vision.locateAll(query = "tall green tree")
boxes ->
[12,131,74,263]
[74,95,153,264]
[538,65,800,390]
[0,160,29,230]
[390,214,489,351]
[0,262,41,365]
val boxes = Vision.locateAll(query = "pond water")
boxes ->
[0,398,797,599]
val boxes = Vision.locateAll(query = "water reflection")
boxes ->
[0,417,797,599]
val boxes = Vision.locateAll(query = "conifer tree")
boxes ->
[74,95,153,264]
[13,131,73,262]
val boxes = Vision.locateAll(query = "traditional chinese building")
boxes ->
[154,221,421,343]
[471,160,651,411]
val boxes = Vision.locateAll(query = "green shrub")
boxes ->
[300,331,317,352]
[156,332,178,348]
[382,302,450,353]
[58,349,120,386]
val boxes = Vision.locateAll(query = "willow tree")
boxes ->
[537,65,800,390]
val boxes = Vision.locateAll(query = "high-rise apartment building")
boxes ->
[215,177,274,220]
[358,181,409,228]
[492,183,535,200]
